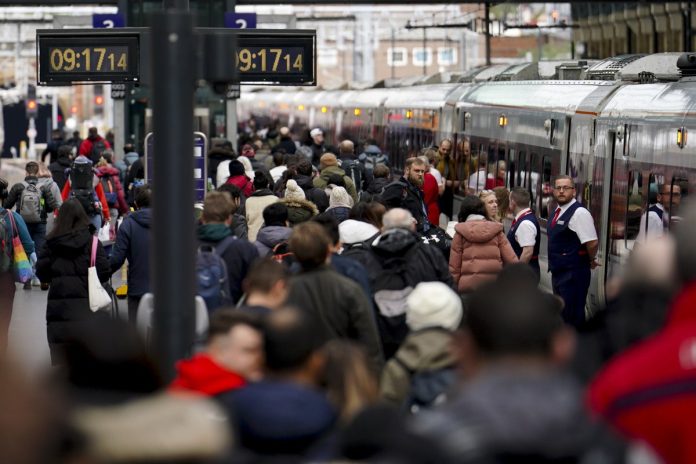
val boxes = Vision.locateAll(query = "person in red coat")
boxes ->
[78,127,111,162]
[485,160,506,189]
[588,218,696,464]
[225,159,254,198]
[171,311,263,396]
[420,156,440,226]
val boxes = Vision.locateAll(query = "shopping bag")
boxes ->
[7,212,32,283]
[88,236,111,312]
[98,223,111,243]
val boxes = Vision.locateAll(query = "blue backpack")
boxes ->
[196,236,236,312]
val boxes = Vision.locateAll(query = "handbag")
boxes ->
[6,212,32,283]
[88,236,112,312]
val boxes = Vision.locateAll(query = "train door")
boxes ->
[596,126,620,310]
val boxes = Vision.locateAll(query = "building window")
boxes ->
[412,47,432,67]
[437,47,457,65]
[387,48,408,67]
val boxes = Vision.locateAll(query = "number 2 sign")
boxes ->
[224,13,257,29]
[93,14,125,29]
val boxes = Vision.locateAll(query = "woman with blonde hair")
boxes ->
[478,190,500,223]
[322,339,380,423]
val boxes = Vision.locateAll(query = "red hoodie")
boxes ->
[170,353,246,396]
[588,282,696,463]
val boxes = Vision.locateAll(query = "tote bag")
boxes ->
[7,212,32,283]
[88,236,112,312]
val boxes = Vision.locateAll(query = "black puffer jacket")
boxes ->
[294,174,329,213]
[49,157,72,190]
[36,228,110,364]
[380,177,429,233]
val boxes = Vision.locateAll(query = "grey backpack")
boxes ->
[19,182,43,224]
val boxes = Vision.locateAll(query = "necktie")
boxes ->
[550,208,561,227]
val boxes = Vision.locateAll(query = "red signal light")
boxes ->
[95,95,104,105]
[27,100,37,110]
[71,105,78,114]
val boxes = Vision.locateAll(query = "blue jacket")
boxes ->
[110,208,151,297]
[1,208,35,256]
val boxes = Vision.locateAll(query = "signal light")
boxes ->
[71,105,78,114]
[321,106,328,113]
[297,104,305,111]
[95,95,104,105]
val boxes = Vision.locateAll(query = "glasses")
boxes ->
[554,186,575,192]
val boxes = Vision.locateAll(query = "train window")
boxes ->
[669,176,688,228]
[518,151,527,188]
[540,156,553,220]
[625,170,643,243]
[468,144,488,193]
[528,153,541,215]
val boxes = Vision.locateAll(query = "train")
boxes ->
[238,52,696,310]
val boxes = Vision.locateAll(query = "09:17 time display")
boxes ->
[49,46,129,73]
[236,47,304,73]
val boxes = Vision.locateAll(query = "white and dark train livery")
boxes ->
[239,53,696,310]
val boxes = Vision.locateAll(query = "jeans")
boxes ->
[25,222,47,254]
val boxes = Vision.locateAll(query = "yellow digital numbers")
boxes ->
[49,47,129,73]
[235,47,304,73]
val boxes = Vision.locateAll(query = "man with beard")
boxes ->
[547,175,598,329]
[380,157,430,234]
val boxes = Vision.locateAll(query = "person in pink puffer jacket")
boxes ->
[449,195,517,294]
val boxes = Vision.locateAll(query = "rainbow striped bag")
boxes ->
[6,212,33,283]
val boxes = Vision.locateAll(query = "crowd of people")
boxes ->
[0,122,693,463]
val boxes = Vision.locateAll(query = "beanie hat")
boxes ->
[329,186,353,209]
[284,179,306,201]
[310,128,323,138]
[406,282,463,331]
[228,160,246,177]
[320,153,338,169]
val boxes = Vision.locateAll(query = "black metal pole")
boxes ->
[485,2,491,65]
[151,8,196,382]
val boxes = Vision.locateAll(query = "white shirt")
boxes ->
[429,167,444,185]
[513,208,537,247]
[270,165,287,183]
[468,169,487,191]
[636,203,667,243]
[553,199,598,244]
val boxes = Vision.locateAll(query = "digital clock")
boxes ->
[37,30,140,84]
[235,31,315,84]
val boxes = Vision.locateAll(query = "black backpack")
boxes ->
[69,159,100,217]
[371,245,418,359]
[341,159,363,193]
[91,139,107,163]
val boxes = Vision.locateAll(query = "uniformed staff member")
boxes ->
[507,187,540,280]
[547,175,598,329]
[636,183,681,243]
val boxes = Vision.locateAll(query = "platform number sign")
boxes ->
[93,14,125,29]
[225,13,257,29]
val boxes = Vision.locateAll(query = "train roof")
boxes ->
[382,84,461,109]
[600,80,696,119]
[459,80,618,114]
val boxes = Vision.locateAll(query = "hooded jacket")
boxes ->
[78,135,111,161]
[312,166,359,204]
[225,174,254,198]
[449,217,518,293]
[170,353,246,396]
[35,228,110,363]
[48,157,72,190]
[95,165,129,215]
[245,189,279,242]
[197,223,259,303]
[255,225,293,256]
[110,208,151,297]
[368,229,454,290]
[37,176,63,212]
[280,198,319,226]
[365,176,390,195]
[294,174,329,213]
[381,328,457,406]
